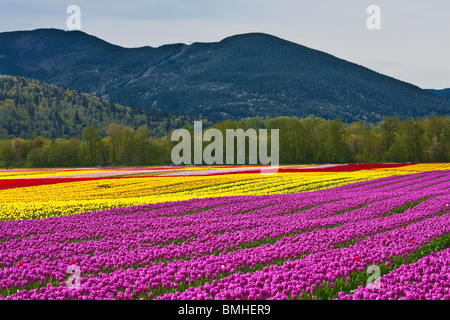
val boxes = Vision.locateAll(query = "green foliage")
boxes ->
[81,126,101,165]
[0,115,448,167]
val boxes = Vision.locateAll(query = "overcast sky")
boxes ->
[0,0,449,89]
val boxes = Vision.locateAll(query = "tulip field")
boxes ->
[0,163,449,300]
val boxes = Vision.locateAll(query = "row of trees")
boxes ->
[274,115,449,164]
[0,116,448,167]
[0,123,173,167]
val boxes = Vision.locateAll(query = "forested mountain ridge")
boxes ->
[428,88,450,99]
[1,29,449,122]
[0,75,201,139]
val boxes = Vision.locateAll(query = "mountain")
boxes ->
[0,75,199,139]
[428,88,450,99]
[1,28,449,122]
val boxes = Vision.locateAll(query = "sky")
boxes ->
[0,0,449,89]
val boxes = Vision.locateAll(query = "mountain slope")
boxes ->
[428,88,450,99]
[0,75,198,139]
[1,29,449,122]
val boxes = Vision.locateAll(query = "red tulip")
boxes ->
[324,229,328,233]
[355,257,361,261]
[207,221,210,224]
[387,234,391,238]
[412,240,415,244]
[19,262,24,266]
[71,260,76,264]
[377,245,381,248]
[381,218,385,221]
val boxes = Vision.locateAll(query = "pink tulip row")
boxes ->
[158,196,450,300]
[0,170,448,300]
[337,248,450,300]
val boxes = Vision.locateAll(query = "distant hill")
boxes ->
[0,75,199,139]
[428,88,450,99]
[1,29,449,122]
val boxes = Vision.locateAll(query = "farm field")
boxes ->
[0,163,449,300]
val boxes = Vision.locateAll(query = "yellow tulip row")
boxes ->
[0,165,270,179]
[1,164,448,221]
[0,169,110,179]
[0,171,402,220]
[385,163,450,172]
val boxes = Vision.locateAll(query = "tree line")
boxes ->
[0,115,448,167]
